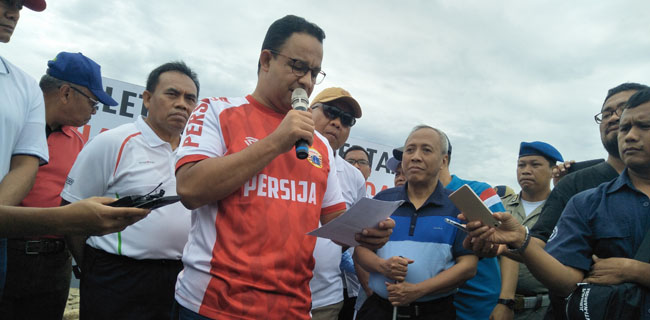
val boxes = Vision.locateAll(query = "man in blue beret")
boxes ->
[491,141,562,320]
[0,51,118,319]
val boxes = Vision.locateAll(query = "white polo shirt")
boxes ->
[310,155,366,309]
[61,116,190,260]
[0,55,48,177]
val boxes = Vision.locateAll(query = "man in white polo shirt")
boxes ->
[0,0,49,302]
[61,61,199,319]
[308,87,366,320]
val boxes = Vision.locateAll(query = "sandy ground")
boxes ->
[63,288,79,320]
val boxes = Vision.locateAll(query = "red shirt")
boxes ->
[174,95,345,319]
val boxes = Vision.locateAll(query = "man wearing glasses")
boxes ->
[174,15,394,320]
[344,145,372,181]
[308,87,366,320]
[495,82,649,319]
[0,51,117,319]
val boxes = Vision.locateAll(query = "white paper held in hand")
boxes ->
[307,197,404,247]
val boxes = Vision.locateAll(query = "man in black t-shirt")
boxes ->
[530,82,649,243]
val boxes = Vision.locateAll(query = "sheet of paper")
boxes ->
[308,197,404,247]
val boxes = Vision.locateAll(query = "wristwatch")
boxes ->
[497,298,515,310]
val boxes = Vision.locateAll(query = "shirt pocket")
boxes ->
[591,219,632,259]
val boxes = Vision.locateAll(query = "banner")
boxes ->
[79,78,398,197]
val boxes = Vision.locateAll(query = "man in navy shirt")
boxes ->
[463,89,650,319]
[354,125,477,320]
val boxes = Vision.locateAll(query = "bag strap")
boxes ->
[633,226,650,262]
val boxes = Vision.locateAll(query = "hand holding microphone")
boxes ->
[291,88,310,159]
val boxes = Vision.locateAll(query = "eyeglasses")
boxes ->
[346,159,369,166]
[312,104,356,127]
[594,106,623,124]
[69,86,101,111]
[269,50,326,85]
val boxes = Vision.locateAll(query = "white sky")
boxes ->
[5,0,650,189]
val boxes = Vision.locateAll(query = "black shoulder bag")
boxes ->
[565,228,650,320]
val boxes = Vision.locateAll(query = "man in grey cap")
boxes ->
[492,141,563,320]
[0,51,118,319]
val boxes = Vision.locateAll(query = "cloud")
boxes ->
[5,0,650,190]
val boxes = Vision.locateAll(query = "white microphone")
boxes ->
[291,88,310,159]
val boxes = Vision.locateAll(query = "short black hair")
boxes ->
[343,145,369,160]
[146,61,200,97]
[624,89,650,111]
[603,83,649,107]
[257,15,326,73]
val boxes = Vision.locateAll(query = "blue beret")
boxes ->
[519,141,563,163]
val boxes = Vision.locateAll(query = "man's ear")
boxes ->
[58,84,72,104]
[259,50,273,73]
[441,154,449,168]
[142,90,152,112]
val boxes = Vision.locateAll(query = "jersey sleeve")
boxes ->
[354,175,366,205]
[478,184,505,213]
[321,143,345,216]
[176,99,226,170]
[60,133,115,202]
[544,195,593,272]
[13,86,48,164]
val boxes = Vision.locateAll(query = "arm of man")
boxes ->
[385,254,478,306]
[176,109,315,209]
[353,245,413,282]
[0,155,40,205]
[584,255,650,288]
[0,197,149,237]
[354,260,373,296]
[490,256,519,320]
[463,212,585,296]
[61,199,87,266]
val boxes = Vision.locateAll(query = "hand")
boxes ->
[380,256,414,281]
[64,197,151,235]
[462,235,506,258]
[355,218,395,250]
[552,160,575,186]
[490,303,514,320]
[385,281,422,306]
[267,109,314,154]
[583,255,637,285]
[459,212,526,249]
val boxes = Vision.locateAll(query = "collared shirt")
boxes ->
[21,126,86,209]
[0,55,49,176]
[502,192,548,295]
[0,55,49,297]
[174,95,345,320]
[369,181,471,302]
[310,155,366,309]
[531,161,619,242]
[61,116,190,260]
[446,175,504,320]
[20,126,86,239]
[545,168,650,319]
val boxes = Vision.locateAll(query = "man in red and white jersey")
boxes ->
[174,15,394,320]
